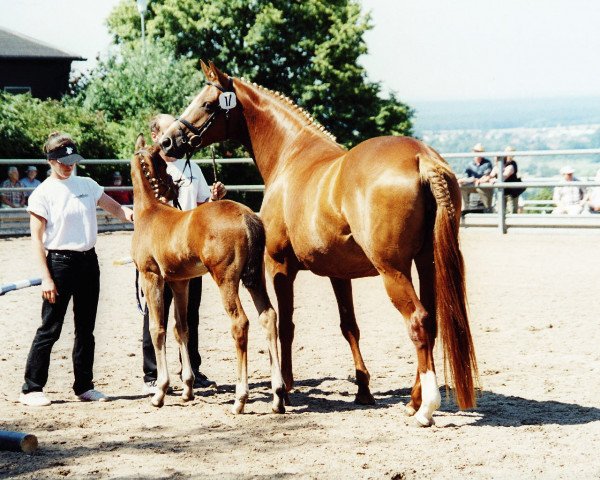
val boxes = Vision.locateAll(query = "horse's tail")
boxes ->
[418,150,479,410]
[240,212,266,290]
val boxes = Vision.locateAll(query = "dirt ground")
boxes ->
[0,229,599,479]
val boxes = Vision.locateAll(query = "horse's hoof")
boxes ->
[354,391,376,405]
[283,391,292,406]
[151,396,164,408]
[231,401,245,414]
[404,404,417,417]
[272,388,286,413]
[414,412,434,428]
[272,401,286,414]
[181,392,194,402]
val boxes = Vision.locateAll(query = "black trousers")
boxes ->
[142,277,202,383]
[23,249,100,396]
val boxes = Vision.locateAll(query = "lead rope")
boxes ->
[135,269,148,316]
[211,145,218,183]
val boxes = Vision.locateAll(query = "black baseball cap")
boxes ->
[46,142,84,165]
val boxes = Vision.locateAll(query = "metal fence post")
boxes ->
[497,157,506,234]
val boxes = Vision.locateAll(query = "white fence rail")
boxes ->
[1,150,600,236]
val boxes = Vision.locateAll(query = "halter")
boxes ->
[175,78,237,152]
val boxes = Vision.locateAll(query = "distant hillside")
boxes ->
[412,97,600,132]
[411,97,600,178]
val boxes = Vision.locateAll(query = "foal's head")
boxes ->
[160,61,243,159]
[133,134,179,204]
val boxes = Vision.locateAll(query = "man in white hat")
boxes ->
[552,165,586,214]
[21,166,42,204]
[457,143,493,211]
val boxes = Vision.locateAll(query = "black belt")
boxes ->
[48,248,96,258]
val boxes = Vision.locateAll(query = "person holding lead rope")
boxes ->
[19,132,134,407]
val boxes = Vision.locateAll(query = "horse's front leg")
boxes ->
[247,281,285,414]
[330,277,374,405]
[214,277,249,414]
[168,280,194,402]
[141,272,169,408]
[267,255,298,404]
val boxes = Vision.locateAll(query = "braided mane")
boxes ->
[239,77,340,145]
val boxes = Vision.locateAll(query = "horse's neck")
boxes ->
[237,82,343,185]
[131,156,159,213]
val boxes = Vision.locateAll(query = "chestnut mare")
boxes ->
[130,135,285,414]
[161,62,479,426]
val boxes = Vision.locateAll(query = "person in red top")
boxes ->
[105,171,133,205]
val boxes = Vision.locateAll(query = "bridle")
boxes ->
[175,77,238,153]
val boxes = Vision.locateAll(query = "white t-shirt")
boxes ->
[166,159,211,211]
[27,176,104,251]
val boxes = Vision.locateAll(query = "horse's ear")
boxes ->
[208,61,230,88]
[200,60,212,80]
[135,133,146,151]
[203,60,217,82]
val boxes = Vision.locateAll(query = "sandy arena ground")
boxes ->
[0,229,599,479]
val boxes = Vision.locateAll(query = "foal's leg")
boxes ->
[379,264,440,427]
[216,279,249,414]
[141,272,169,408]
[247,281,286,414]
[330,277,374,405]
[168,280,194,402]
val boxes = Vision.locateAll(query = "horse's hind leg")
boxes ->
[330,277,374,405]
[141,272,169,408]
[408,246,438,418]
[168,280,194,402]
[247,282,286,414]
[216,279,249,414]
[378,263,440,427]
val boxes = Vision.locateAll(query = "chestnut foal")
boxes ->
[130,135,285,413]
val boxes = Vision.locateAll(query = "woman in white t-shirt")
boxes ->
[19,132,134,407]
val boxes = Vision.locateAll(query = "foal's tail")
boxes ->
[418,150,479,410]
[240,213,266,290]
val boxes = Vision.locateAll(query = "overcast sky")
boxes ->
[1,0,599,102]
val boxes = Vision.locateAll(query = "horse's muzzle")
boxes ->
[160,135,187,159]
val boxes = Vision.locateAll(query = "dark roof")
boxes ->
[0,26,85,60]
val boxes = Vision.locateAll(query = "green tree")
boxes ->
[105,0,413,147]
[0,92,119,160]
[78,41,202,125]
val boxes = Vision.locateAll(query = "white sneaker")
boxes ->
[20,391,51,407]
[142,380,173,395]
[77,389,109,402]
[142,380,158,395]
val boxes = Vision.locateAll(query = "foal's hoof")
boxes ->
[181,391,194,402]
[354,390,376,405]
[231,401,246,415]
[272,403,286,414]
[413,412,435,428]
[404,404,417,417]
[151,395,164,408]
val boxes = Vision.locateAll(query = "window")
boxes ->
[4,86,32,94]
